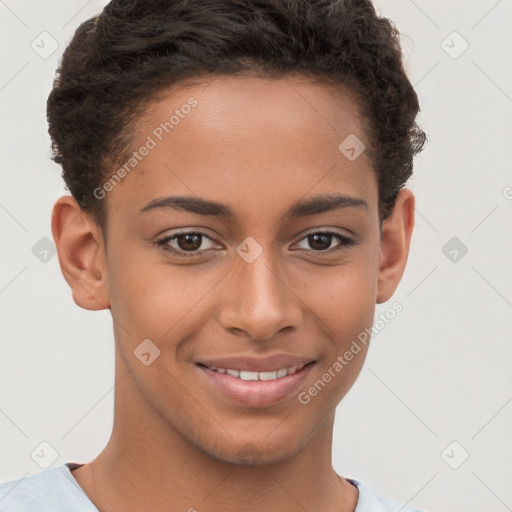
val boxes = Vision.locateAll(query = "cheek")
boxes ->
[305,255,378,338]
[106,247,221,343]
[297,253,377,401]
[296,263,375,411]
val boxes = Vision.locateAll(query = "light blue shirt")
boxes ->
[0,462,423,511]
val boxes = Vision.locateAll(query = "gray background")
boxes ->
[1,1,511,511]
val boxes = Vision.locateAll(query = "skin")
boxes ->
[51,74,414,512]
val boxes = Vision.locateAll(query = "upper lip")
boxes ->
[197,353,316,372]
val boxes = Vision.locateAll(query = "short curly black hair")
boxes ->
[47,0,427,232]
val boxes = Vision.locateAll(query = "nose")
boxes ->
[217,246,303,341]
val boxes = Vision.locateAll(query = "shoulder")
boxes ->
[0,463,98,512]
[349,478,425,512]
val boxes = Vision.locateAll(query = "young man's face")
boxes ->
[54,74,413,465]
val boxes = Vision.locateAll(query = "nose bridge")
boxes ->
[218,239,302,340]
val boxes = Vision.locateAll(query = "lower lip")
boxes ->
[196,362,315,408]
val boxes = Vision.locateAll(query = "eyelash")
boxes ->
[156,229,356,258]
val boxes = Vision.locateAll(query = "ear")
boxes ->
[51,195,110,311]
[376,188,415,304]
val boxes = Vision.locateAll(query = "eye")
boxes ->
[294,230,356,253]
[156,229,356,258]
[156,230,220,257]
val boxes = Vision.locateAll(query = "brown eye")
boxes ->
[308,233,332,251]
[295,231,356,253]
[176,233,202,251]
[157,231,219,257]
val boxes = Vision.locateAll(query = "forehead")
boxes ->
[142,73,368,146]
[106,74,377,221]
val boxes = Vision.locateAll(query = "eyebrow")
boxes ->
[139,193,367,218]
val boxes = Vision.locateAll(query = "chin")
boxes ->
[208,434,306,467]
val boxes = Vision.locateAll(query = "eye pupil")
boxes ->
[309,233,331,250]
[178,234,202,251]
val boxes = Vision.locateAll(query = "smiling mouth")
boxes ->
[196,361,315,381]
[195,360,317,407]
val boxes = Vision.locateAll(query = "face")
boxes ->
[54,74,413,465]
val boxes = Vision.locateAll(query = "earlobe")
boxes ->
[51,195,110,311]
[376,188,415,304]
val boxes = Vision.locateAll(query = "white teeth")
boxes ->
[206,364,307,381]
[239,371,259,381]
